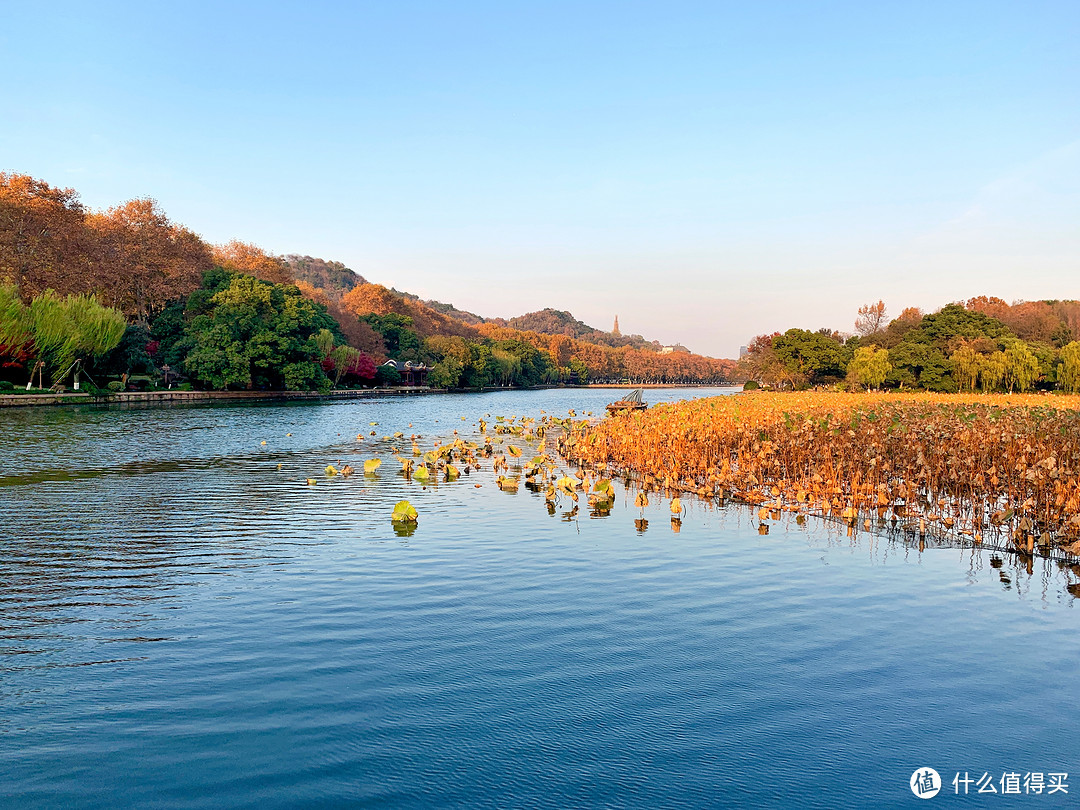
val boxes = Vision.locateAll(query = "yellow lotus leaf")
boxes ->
[391,500,418,523]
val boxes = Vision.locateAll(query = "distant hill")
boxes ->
[343,284,480,339]
[392,290,488,326]
[506,308,672,351]
[284,255,364,298]
[421,298,489,326]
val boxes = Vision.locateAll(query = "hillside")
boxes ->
[1,171,734,390]
[284,255,364,298]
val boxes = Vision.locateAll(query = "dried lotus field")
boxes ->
[557,392,1080,557]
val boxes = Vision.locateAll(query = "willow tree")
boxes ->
[950,346,981,392]
[28,291,126,383]
[326,345,359,385]
[1059,342,1080,394]
[979,352,1007,392]
[846,346,892,391]
[1003,342,1040,393]
[1,283,31,345]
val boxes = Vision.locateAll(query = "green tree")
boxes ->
[329,344,360,386]
[1058,342,1080,393]
[888,342,954,391]
[1003,341,1039,393]
[771,328,845,386]
[950,346,981,392]
[490,348,522,386]
[362,313,421,357]
[183,274,334,390]
[374,364,400,387]
[427,355,463,388]
[27,290,126,383]
[979,351,1007,392]
[0,283,33,363]
[846,347,891,390]
[97,322,155,379]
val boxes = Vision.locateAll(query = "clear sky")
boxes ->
[2,1,1077,357]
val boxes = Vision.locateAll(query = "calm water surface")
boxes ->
[1,388,1078,808]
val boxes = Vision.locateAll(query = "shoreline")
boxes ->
[0,382,737,409]
[0,387,448,409]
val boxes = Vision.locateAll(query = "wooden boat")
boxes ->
[606,388,648,414]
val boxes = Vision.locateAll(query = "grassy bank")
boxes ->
[557,391,1080,557]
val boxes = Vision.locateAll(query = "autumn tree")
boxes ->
[213,240,293,286]
[855,300,888,337]
[341,283,478,340]
[0,173,91,298]
[87,198,212,322]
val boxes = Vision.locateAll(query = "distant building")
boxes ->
[739,345,748,359]
[661,346,674,354]
[381,359,429,386]
[612,315,621,336]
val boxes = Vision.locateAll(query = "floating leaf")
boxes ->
[363,459,382,474]
[391,500,418,523]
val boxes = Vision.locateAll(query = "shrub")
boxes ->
[743,380,759,390]
[107,381,125,392]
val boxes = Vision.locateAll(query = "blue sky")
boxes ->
[2,1,1077,356]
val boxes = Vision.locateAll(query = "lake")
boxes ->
[1,387,1077,808]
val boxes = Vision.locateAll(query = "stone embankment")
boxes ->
[0,387,443,408]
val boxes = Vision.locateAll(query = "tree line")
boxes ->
[337,282,735,387]
[1,172,734,391]
[740,298,1080,394]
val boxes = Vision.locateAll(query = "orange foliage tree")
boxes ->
[0,173,91,298]
[212,240,293,286]
[86,198,212,321]
[340,283,479,340]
